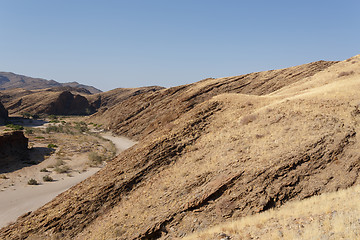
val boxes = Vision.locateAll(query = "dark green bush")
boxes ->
[5,124,24,131]
[47,143,58,148]
[43,175,53,182]
[27,178,38,185]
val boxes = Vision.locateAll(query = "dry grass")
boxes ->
[184,184,360,240]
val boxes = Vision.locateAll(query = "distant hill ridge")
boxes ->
[0,72,102,94]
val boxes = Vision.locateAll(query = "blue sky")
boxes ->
[0,1,359,91]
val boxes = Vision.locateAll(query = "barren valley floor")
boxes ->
[0,117,135,228]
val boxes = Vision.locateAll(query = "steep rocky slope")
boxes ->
[0,72,101,94]
[89,60,337,140]
[2,56,360,239]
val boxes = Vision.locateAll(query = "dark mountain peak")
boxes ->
[0,72,102,94]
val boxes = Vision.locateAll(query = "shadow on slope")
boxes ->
[0,147,54,174]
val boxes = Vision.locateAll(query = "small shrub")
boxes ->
[40,168,48,172]
[54,165,70,174]
[88,152,104,166]
[55,159,65,167]
[47,143,58,148]
[0,175,9,179]
[42,175,53,182]
[74,121,88,133]
[48,115,57,120]
[49,119,60,123]
[27,178,38,185]
[25,128,33,134]
[46,125,63,133]
[5,124,24,131]
[35,136,45,139]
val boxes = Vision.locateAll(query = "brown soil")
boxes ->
[2,56,360,240]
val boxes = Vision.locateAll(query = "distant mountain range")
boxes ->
[0,71,102,94]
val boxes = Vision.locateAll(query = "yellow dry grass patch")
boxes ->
[184,184,360,240]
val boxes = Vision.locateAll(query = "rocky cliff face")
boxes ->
[0,131,28,170]
[0,102,8,125]
[0,90,95,116]
[46,91,94,115]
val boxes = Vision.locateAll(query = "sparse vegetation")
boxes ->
[87,152,105,166]
[5,124,24,131]
[25,128,33,134]
[74,121,88,133]
[42,175,53,182]
[54,165,71,174]
[47,143,58,148]
[46,125,63,133]
[27,178,38,185]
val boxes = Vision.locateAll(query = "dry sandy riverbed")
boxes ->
[0,126,135,228]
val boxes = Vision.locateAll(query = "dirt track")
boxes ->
[0,132,135,228]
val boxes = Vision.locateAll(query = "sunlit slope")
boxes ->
[89,60,336,140]
[2,56,360,239]
[184,184,360,240]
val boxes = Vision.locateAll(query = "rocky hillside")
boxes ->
[0,86,164,117]
[0,131,28,171]
[0,89,95,116]
[2,56,360,240]
[87,86,164,110]
[0,72,101,94]
[89,60,337,140]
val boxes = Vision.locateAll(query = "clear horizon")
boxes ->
[1,0,359,91]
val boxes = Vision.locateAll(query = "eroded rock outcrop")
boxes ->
[0,131,28,170]
[46,91,94,115]
[0,101,8,125]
